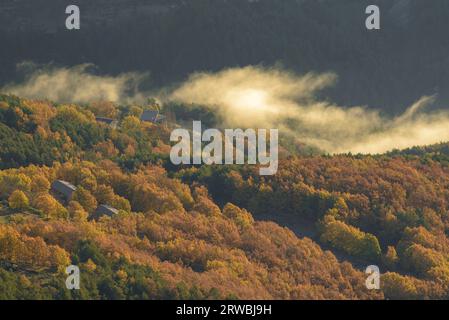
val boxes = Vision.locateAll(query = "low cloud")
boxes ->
[169,66,449,154]
[3,63,449,154]
[1,63,147,104]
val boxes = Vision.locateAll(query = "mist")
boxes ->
[1,63,147,104]
[2,63,449,154]
[169,66,449,154]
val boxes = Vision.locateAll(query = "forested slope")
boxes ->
[0,93,449,299]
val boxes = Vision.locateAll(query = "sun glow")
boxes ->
[227,89,270,112]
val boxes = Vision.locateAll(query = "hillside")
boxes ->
[1,93,449,299]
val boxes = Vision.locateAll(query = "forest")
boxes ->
[1,93,449,299]
[3,0,449,113]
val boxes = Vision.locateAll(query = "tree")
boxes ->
[89,101,118,118]
[112,195,131,212]
[382,272,418,300]
[94,185,116,205]
[192,186,221,217]
[0,173,31,199]
[400,244,446,276]
[131,183,183,214]
[30,175,51,194]
[68,201,88,222]
[128,106,143,118]
[8,190,29,210]
[383,246,399,269]
[121,116,141,133]
[319,215,381,261]
[49,246,71,273]
[33,194,68,220]
[72,187,98,213]
[223,203,254,229]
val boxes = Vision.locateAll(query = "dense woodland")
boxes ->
[0,93,449,299]
[3,0,449,112]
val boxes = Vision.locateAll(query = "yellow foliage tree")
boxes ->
[223,203,254,228]
[72,187,98,213]
[8,190,29,210]
[30,175,51,194]
[68,201,89,222]
[121,115,141,132]
[34,194,69,220]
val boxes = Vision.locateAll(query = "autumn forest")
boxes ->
[0,92,448,300]
[2,0,449,302]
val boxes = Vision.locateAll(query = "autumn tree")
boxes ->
[0,173,31,199]
[121,116,141,133]
[72,187,98,213]
[383,246,399,270]
[319,215,381,261]
[8,190,29,210]
[30,175,51,194]
[68,201,89,222]
[223,203,254,229]
[89,101,118,118]
[33,194,69,220]
[382,272,419,300]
